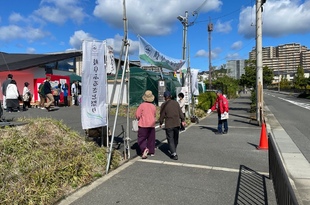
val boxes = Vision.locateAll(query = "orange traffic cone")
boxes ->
[258,123,268,150]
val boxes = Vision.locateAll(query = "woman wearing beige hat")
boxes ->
[135,90,157,159]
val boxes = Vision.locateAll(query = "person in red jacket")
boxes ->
[207,90,229,134]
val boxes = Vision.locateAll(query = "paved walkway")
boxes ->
[3,93,277,204]
[52,93,276,205]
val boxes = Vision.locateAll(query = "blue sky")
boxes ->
[1,0,310,71]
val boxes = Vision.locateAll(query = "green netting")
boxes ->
[108,67,181,106]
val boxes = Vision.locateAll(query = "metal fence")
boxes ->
[268,134,299,205]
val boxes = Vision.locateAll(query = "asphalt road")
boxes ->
[264,90,310,163]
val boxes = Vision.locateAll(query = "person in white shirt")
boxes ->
[22,82,32,111]
[178,92,186,131]
[6,80,20,112]
[71,81,78,106]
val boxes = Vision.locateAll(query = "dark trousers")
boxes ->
[54,95,60,106]
[23,101,31,110]
[137,127,156,154]
[165,127,180,155]
[217,113,228,133]
[63,96,68,106]
[74,95,79,106]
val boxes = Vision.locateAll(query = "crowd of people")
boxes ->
[2,73,230,160]
[1,74,81,112]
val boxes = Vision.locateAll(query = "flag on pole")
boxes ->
[139,36,186,71]
[81,40,108,130]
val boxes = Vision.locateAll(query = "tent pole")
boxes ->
[106,0,130,174]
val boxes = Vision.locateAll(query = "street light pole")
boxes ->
[178,11,189,86]
[178,11,192,118]
[181,11,188,61]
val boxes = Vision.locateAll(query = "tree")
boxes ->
[280,77,291,89]
[263,66,274,86]
[239,60,274,89]
[239,60,256,88]
[293,65,307,89]
[213,75,239,98]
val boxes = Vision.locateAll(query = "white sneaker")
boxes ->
[41,107,45,110]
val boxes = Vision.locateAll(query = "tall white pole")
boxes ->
[182,11,188,61]
[208,18,213,90]
[256,0,264,124]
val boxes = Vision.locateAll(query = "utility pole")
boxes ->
[208,17,213,90]
[256,0,264,125]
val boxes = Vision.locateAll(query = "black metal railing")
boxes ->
[268,134,299,205]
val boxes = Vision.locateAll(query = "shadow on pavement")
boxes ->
[247,142,259,149]
[233,119,259,126]
[229,113,252,120]
[234,101,252,105]
[229,107,250,111]
[199,126,218,132]
[234,165,269,205]
[157,143,171,158]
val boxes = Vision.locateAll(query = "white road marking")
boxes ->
[278,97,310,111]
[138,159,269,176]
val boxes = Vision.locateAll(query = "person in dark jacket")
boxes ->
[43,76,54,111]
[1,74,13,110]
[159,91,186,160]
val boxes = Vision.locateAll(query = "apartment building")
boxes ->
[226,60,246,79]
[249,43,309,82]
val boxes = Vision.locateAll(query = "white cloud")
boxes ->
[239,0,310,38]
[9,13,24,23]
[215,20,232,33]
[26,47,36,54]
[106,34,140,56]
[225,53,241,60]
[68,31,140,56]
[69,30,95,49]
[195,49,208,57]
[93,0,222,36]
[35,0,87,25]
[195,47,221,59]
[0,25,47,41]
[231,41,243,50]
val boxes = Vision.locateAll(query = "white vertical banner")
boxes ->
[191,69,199,96]
[81,40,107,130]
[106,45,116,75]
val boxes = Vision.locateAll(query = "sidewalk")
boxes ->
[58,92,277,205]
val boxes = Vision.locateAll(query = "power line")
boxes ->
[195,1,253,24]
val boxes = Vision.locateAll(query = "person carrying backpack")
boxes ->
[38,82,45,109]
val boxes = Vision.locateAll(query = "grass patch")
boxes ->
[0,118,122,205]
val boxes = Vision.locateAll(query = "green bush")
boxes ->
[197,92,217,111]
[250,91,257,113]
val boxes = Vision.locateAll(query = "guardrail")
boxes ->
[268,134,299,205]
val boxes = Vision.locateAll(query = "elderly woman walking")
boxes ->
[135,90,157,159]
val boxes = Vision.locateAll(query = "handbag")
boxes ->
[221,112,229,120]
[132,119,139,132]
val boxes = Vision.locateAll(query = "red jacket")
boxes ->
[211,94,229,114]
